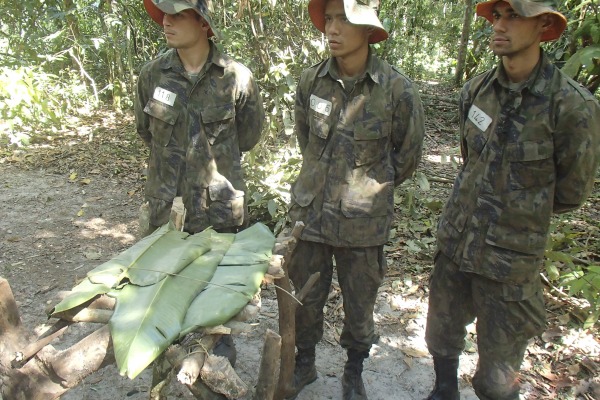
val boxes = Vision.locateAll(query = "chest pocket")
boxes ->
[353,118,390,166]
[144,99,179,147]
[506,140,554,190]
[464,120,488,158]
[306,111,332,159]
[201,103,236,145]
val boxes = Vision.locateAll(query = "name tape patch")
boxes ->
[468,104,492,132]
[310,94,332,116]
[153,87,176,107]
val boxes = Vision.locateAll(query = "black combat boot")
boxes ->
[285,346,318,399]
[426,357,460,400]
[342,349,369,400]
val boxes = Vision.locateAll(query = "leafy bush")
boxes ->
[545,214,600,328]
[0,66,93,146]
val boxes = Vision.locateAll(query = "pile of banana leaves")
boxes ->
[50,222,275,379]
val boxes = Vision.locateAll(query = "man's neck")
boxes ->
[501,46,542,83]
[177,40,211,74]
[334,47,369,78]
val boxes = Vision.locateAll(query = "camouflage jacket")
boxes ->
[290,53,425,247]
[437,52,600,286]
[135,42,264,232]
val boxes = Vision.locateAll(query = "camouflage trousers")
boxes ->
[425,251,546,400]
[287,240,386,352]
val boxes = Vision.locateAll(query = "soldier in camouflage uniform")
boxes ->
[425,1,600,399]
[136,0,264,366]
[285,1,425,398]
[136,0,264,237]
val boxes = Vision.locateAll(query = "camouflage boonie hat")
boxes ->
[143,0,219,39]
[308,0,389,44]
[476,0,567,42]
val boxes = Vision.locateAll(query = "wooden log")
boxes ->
[2,325,113,400]
[273,222,302,400]
[0,277,22,334]
[0,277,29,374]
[52,308,113,324]
[177,334,221,386]
[200,354,248,399]
[253,329,282,400]
[11,319,71,369]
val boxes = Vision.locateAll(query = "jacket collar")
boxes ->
[493,50,553,97]
[159,41,228,73]
[318,50,384,85]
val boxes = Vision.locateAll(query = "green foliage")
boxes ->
[0,66,92,145]
[544,216,600,328]
[244,144,302,235]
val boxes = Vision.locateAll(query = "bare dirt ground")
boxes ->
[1,85,599,399]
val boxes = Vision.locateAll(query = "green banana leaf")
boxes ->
[51,277,113,315]
[110,230,234,379]
[88,223,211,287]
[48,222,275,380]
[51,224,207,315]
[180,223,275,336]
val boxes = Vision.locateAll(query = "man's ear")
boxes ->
[199,17,211,34]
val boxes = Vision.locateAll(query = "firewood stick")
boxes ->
[0,278,22,334]
[53,308,113,324]
[3,325,114,399]
[11,319,71,369]
[177,334,221,386]
[200,354,248,398]
[253,329,282,400]
[50,325,114,386]
[274,221,305,400]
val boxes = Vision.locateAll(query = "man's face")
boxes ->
[490,1,547,58]
[324,0,370,60]
[162,9,208,49]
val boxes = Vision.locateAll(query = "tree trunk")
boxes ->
[454,0,474,86]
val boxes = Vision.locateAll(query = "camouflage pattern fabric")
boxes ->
[426,252,546,400]
[288,240,386,352]
[428,52,599,398]
[436,51,600,286]
[135,42,264,233]
[289,52,425,247]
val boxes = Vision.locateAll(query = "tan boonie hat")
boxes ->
[143,0,219,39]
[476,0,567,42]
[308,0,389,44]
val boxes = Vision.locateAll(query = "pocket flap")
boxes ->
[354,120,389,141]
[208,176,243,202]
[201,103,235,123]
[291,184,315,207]
[506,140,553,161]
[485,223,547,255]
[144,99,179,125]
